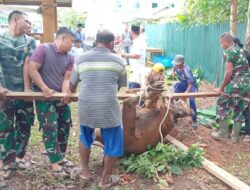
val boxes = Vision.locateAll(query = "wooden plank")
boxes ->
[1,0,72,7]
[4,91,220,100]
[165,135,250,190]
[163,92,220,99]
[0,4,38,13]
[5,92,134,100]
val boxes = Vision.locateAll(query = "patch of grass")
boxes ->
[29,125,42,147]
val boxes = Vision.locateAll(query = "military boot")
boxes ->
[211,119,229,140]
[231,121,242,143]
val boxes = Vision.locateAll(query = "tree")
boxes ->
[230,0,238,36]
[57,8,86,29]
[245,1,250,50]
[177,0,248,27]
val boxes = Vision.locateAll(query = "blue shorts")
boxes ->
[128,82,141,89]
[80,125,124,157]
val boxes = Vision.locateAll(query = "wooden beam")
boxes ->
[5,92,134,100]
[163,92,220,99]
[0,0,72,7]
[5,91,220,100]
[165,135,250,190]
[42,0,55,42]
[0,5,38,13]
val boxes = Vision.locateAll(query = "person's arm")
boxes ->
[185,83,193,93]
[121,51,140,59]
[23,57,32,91]
[24,38,36,91]
[61,70,72,104]
[216,61,233,94]
[121,39,142,59]
[183,67,194,93]
[29,61,54,98]
[172,67,176,78]
[70,62,80,93]
[0,84,9,100]
[62,70,72,93]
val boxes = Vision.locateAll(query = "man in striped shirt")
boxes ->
[70,30,127,189]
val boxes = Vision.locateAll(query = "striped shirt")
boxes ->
[71,47,127,128]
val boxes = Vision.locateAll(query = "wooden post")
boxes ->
[53,0,58,32]
[42,0,55,42]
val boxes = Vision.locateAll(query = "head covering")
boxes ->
[232,36,243,48]
[172,54,184,66]
[152,63,165,74]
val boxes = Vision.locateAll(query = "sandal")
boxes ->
[0,176,7,189]
[51,168,69,178]
[15,159,30,170]
[0,164,13,179]
[243,135,250,143]
[58,159,74,167]
[79,174,93,182]
[98,175,120,190]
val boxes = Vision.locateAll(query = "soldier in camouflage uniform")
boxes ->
[29,27,75,176]
[212,32,250,143]
[233,36,250,143]
[0,11,36,181]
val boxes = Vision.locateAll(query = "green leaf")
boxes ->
[170,165,183,175]
[156,165,166,172]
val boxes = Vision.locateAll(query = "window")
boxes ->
[152,2,158,8]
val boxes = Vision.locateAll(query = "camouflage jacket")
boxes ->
[223,45,250,94]
[0,31,36,91]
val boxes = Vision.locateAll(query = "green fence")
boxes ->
[0,13,8,25]
[146,23,247,84]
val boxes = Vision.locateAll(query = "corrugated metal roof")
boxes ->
[0,0,72,7]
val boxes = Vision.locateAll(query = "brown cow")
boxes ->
[95,85,192,155]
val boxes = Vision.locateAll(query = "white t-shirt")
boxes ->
[71,47,85,59]
[129,67,151,89]
[140,32,148,47]
[130,37,146,72]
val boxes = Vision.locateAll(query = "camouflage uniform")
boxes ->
[35,100,72,164]
[0,31,36,165]
[216,46,250,122]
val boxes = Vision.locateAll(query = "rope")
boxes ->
[185,120,202,139]
[158,93,172,146]
[138,88,145,108]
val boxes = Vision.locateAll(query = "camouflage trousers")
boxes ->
[216,79,250,122]
[0,100,34,165]
[35,100,72,164]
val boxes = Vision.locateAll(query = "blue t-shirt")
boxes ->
[75,31,85,42]
[174,64,197,87]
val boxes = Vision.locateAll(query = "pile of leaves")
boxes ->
[192,69,202,85]
[120,143,204,180]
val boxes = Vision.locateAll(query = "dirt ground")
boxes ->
[2,82,250,190]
